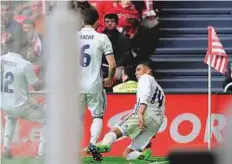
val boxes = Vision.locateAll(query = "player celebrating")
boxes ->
[97,61,165,160]
[1,30,46,158]
[77,8,116,161]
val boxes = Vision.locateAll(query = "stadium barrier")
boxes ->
[1,93,232,157]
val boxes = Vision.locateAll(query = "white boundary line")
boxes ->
[150,161,169,164]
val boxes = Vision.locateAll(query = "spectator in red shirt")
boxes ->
[105,0,139,37]
[90,1,117,33]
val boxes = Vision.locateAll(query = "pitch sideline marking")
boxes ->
[150,161,169,164]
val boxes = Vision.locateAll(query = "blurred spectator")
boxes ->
[130,19,160,61]
[1,2,21,34]
[22,19,43,78]
[133,0,163,18]
[14,1,45,36]
[102,14,135,81]
[129,0,160,61]
[113,65,137,93]
[22,19,42,61]
[1,2,22,55]
[223,63,232,93]
[14,1,42,20]
[133,0,156,18]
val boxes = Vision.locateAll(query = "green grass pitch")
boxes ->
[2,157,169,164]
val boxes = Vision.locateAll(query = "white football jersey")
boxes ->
[1,52,38,110]
[77,27,113,93]
[134,74,165,115]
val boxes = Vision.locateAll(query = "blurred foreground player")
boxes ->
[97,61,165,160]
[77,8,116,161]
[1,30,45,158]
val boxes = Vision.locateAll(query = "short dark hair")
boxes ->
[124,65,136,81]
[104,14,118,24]
[138,60,153,70]
[81,8,99,26]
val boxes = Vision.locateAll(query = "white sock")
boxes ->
[127,151,142,160]
[37,126,45,156]
[90,118,103,145]
[3,117,17,150]
[102,132,117,146]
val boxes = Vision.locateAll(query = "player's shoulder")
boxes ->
[95,31,109,40]
[77,27,108,40]
[139,74,153,81]
[1,52,10,59]
[13,52,32,66]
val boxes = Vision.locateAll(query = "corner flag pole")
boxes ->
[207,26,213,150]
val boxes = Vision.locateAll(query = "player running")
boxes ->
[97,61,165,160]
[1,30,45,158]
[77,8,116,161]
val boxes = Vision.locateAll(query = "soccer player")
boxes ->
[1,29,45,158]
[97,61,165,160]
[77,8,116,161]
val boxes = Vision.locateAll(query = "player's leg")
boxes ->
[123,147,144,160]
[86,90,107,145]
[98,113,140,153]
[124,117,162,160]
[2,115,17,158]
[86,92,107,161]
[22,100,46,157]
[123,134,153,160]
[98,127,123,152]
[78,93,87,142]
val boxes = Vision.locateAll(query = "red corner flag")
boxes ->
[204,26,228,74]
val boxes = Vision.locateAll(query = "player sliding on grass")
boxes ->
[97,61,165,160]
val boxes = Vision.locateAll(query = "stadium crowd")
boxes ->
[1,0,161,93]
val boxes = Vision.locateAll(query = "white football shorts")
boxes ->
[115,112,164,151]
[79,90,107,118]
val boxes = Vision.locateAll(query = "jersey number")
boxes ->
[1,72,14,93]
[150,86,164,108]
[80,44,91,67]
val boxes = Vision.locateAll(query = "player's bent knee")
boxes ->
[111,127,123,139]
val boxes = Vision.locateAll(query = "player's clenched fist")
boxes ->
[103,78,113,87]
